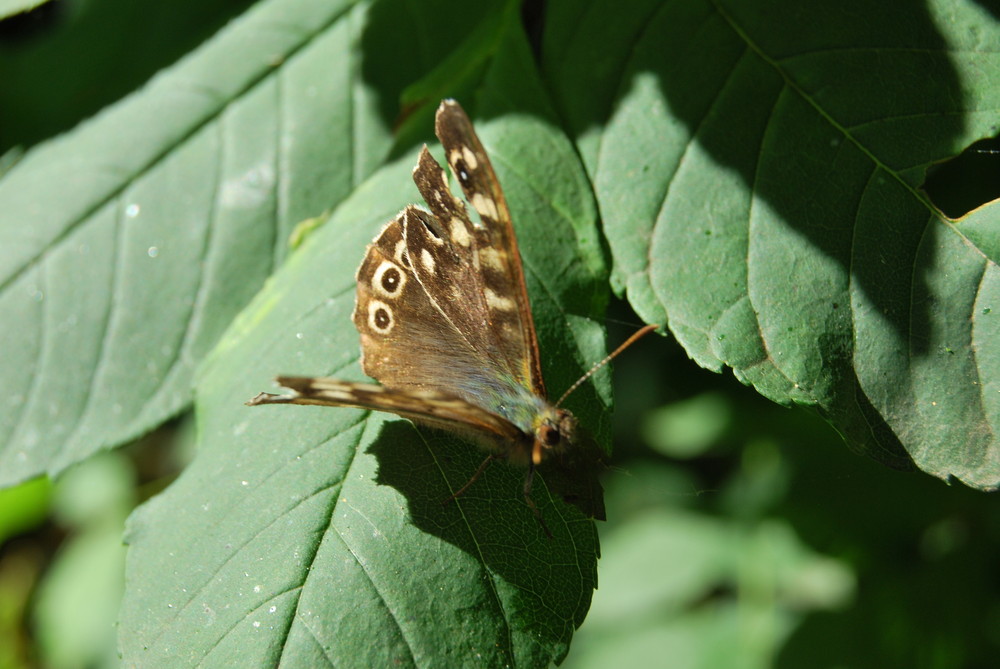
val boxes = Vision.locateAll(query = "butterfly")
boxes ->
[249,99,654,533]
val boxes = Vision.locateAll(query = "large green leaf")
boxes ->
[0,0,508,487]
[545,0,1000,488]
[120,17,611,667]
[0,0,258,151]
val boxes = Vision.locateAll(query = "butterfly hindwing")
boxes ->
[352,207,500,409]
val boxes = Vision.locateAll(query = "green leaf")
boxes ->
[544,0,1000,488]
[0,0,510,488]
[120,19,611,667]
[641,392,734,459]
[33,524,126,669]
[0,0,260,151]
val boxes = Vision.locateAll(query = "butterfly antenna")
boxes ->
[555,323,660,408]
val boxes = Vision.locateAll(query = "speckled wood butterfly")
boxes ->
[249,100,655,534]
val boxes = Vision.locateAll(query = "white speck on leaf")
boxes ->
[221,163,275,209]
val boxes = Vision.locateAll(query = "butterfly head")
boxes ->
[531,407,577,465]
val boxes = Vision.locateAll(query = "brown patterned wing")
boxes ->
[405,154,504,374]
[350,207,503,407]
[247,378,523,444]
[409,99,545,397]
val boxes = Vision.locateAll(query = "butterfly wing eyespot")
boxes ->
[367,300,394,334]
[372,261,405,298]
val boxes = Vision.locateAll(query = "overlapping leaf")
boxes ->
[545,0,1000,488]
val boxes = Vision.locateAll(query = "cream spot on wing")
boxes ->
[368,300,394,334]
[393,240,406,264]
[461,146,478,170]
[484,288,517,311]
[498,321,518,342]
[421,248,436,273]
[371,260,405,298]
[321,389,358,402]
[450,217,471,246]
[471,193,499,221]
[478,247,506,271]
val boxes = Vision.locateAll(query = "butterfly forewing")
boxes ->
[406,149,510,375]
[417,100,546,398]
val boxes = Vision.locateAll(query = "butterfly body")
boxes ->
[250,100,592,523]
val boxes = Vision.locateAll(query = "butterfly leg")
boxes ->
[523,464,554,540]
[442,454,496,505]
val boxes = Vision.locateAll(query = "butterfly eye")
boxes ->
[540,424,561,447]
[557,411,577,444]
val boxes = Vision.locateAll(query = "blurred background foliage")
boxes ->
[1,0,998,667]
[567,309,1000,669]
